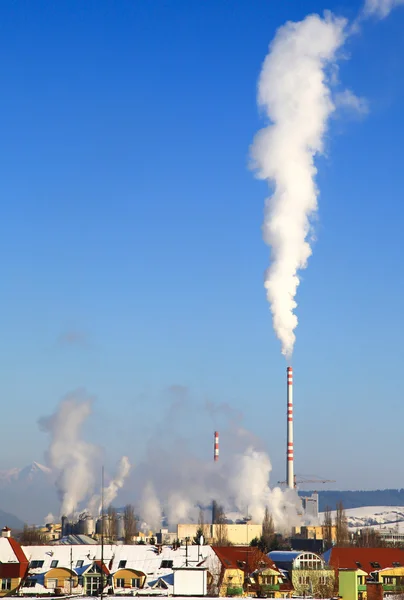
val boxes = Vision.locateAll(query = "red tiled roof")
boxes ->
[8,538,28,566]
[0,539,29,579]
[95,560,110,575]
[328,547,404,574]
[212,546,277,573]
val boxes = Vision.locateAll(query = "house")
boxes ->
[324,546,404,574]
[269,550,335,597]
[210,545,285,597]
[20,542,214,595]
[325,547,404,599]
[0,537,29,597]
[338,568,370,600]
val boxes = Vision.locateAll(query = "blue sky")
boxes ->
[1,0,404,491]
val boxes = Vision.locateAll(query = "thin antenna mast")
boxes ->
[100,466,104,600]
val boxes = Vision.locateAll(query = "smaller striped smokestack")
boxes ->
[214,431,219,462]
[286,367,294,489]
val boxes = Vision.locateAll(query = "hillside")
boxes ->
[0,508,24,530]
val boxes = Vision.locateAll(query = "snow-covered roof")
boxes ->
[0,537,25,563]
[57,534,97,545]
[22,544,213,582]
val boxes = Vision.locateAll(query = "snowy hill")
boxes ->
[320,506,404,531]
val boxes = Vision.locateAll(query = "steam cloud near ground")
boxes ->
[39,388,302,532]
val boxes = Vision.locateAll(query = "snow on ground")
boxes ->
[319,506,404,531]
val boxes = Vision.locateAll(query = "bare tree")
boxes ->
[261,506,275,552]
[335,501,349,546]
[123,504,138,544]
[214,504,229,546]
[322,505,333,550]
[355,528,385,547]
[194,508,209,544]
[19,524,46,545]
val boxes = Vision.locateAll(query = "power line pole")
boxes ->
[100,466,104,600]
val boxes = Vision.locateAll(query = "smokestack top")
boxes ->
[287,367,293,385]
[214,431,219,462]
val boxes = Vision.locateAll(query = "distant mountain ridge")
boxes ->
[0,461,57,524]
[0,508,24,530]
[0,461,51,483]
[302,489,404,512]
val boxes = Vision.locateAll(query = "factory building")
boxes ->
[177,523,262,545]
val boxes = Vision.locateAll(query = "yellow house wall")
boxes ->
[219,568,244,597]
[375,566,404,584]
[45,567,78,590]
[113,568,145,588]
[0,578,21,597]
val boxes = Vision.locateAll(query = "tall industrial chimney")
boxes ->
[286,367,294,489]
[214,431,219,462]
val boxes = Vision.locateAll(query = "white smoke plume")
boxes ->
[250,13,348,357]
[364,0,404,17]
[43,512,55,525]
[88,456,132,515]
[140,482,162,532]
[39,390,100,517]
[131,388,303,532]
[136,437,301,531]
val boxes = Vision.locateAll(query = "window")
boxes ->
[132,579,140,588]
[22,579,37,588]
[118,560,127,569]
[1,579,11,591]
[116,578,125,588]
[383,577,394,585]
[393,562,401,568]
[319,577,329,585]
[50,560,59,568]
[160,560,173,569]
[356,562,362,569]
[30,560,44,569]
[371,562,381,569]
[76,560,84,568]
[47,578,58,589]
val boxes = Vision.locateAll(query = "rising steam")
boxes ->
[251,13,348,357]
[39,391,130,517]
[88,456,132,515]
[364,0,404,17]
[39,391,100,516]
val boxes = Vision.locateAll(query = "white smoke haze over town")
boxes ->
[36,386,301,531]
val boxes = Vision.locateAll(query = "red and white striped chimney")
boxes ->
[214,431,219,462]
[286,367,294,489]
